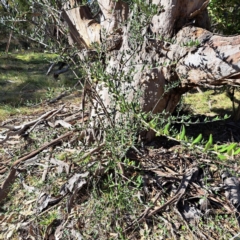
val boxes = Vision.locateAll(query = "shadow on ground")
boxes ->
[0,52,82,107]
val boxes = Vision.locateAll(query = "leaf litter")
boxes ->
[0,101,240,239]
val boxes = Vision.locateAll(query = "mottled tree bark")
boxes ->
[63,0,240,139]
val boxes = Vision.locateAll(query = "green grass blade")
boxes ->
[179,125,186,140]
[163,122,171,135]
[204,134,213,152]
[191,134,202,145]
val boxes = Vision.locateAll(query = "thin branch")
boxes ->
[12,131,74,168]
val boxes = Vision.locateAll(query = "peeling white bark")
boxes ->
[176,27,240,86]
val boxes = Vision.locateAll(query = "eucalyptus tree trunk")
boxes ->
[63,0,240,140]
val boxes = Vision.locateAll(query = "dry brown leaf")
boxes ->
[54,220,65,240]
[224,176,240,207]
[70,229,83,239]
[20,207,35,216]
[181,202,202,223]
[24,199,36,205]
[36,192,65,213]
[50,158,70,174]
[22,181,37,194]
[60,172,89,195]
[6,141,20,145]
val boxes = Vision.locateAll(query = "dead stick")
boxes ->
[136,191,161,223]
[139,193,180,223]
[77,143,105,162]
[12,131,73,167]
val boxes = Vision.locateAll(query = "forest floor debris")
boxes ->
[1,52,240,239]
[0,102,240,239]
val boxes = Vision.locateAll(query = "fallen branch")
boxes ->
[134,166,199,225]
[12,131,74,168]
[26,192,69,225]
[174,208,199,240]
[0,109,59,144]
[48,92,68,104]
[76,143,105,162]
[28,105,65,134]
[41,147,53,182]
[30,92,71,107]
[53,65,70,78]
[46,62,56,75]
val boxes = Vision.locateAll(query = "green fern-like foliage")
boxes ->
[141,114,240,161]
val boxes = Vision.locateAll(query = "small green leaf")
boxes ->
[217,154,228,161]
[227,149,234,156]
[218,144,228,149]
[227,143,237,156]
[163,122,171,135]
[176,134,180,140]
[204,142,211,152]
[156,130,162,137]
[218,144,230,153]
[208,134,213,145]
[219,143,237,153]
[204,134,213,152]
[234,148,240,155]
[179,125,186,140]
[191,134,202,145]
[224,114,230,119]
[142,113,149,120]
[149,119,156,128]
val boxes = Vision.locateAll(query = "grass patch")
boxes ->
[183,89,240,116]
[0,51,80,121]
[0,105,40,121]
